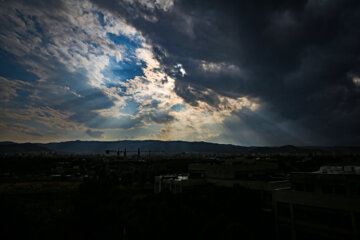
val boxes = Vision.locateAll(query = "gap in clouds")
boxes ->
[0,0,260,145]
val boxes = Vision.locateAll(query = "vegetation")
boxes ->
[0,182,274,240]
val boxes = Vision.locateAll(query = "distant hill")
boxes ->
[0,141,15,146]
[42,140,246,154]
[0,140,359,155]
[0,140,244,154]
[0,143,50,153]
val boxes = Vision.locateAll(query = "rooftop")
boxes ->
[313,165,360,175]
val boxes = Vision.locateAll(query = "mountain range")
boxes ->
[0,140,359,155]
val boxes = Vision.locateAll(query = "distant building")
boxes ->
[188,159,288,187]
[154,158,289,201]
[273,166,360,240]
[154,174,204,194]
[188,159,289,205]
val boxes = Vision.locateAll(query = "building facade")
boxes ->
[273,166,360,240]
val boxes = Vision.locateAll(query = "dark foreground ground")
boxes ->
[0,181,274,240]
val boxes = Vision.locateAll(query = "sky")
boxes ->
[0,0,360,146]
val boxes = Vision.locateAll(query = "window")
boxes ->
[189,171,204,179]
[277,202,291,218]
[294,183,305,191]
[321,184,346,195]
[355,212,360,229]
[234,172,247,179]
[322,184,333,194]
[334,185,346,195]
[294,205,352,228]
[305,184,314,192]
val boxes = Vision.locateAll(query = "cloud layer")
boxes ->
[0,0,255,144]
[90,0,360,145]
[1,0,360,145]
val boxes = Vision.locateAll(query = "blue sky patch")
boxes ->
[171,104,186,112]
[101,33,147,85]
[97,11,106,26]
[121,99,141,115]
[0,50,38,82]
[107,32,143,55]
[102,56,146,86]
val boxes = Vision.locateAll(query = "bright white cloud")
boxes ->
[201,61,242,75]
[174,63,186,77]
[353,77,360,87]
[124,0,174,12]
[0,0,259,143]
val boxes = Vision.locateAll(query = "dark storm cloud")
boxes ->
[90,0,360,145]
[86,129,104,138]
[210,108,318,146]
[174,81,221,108]
[9,0,63,8]
[142,111,175,124]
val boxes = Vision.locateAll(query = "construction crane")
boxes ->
[146,150,165,161]
[105,148,164,161]
[105,148,122,159]
[105,148,141,160]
